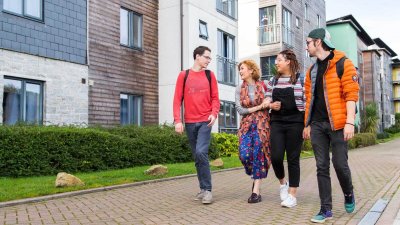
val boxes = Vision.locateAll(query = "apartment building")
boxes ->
[238,0,326,80]
[159,0,239,133]
[393,58,400,114]
[0,0,88,125]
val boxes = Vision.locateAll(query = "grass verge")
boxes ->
[0,152,317,202]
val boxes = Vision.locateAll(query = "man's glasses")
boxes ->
[306,40,314,46]
[202,55,212,61]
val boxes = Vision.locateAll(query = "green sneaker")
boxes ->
[344,192,355,213]
[311,209,333,223]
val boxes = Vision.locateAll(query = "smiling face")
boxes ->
[275,54,290,75]
[239,63,253,81]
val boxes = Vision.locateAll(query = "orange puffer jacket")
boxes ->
[304,50,359,131]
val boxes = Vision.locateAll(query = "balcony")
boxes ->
[393,97,400,101]
[258,24,294,47]
[216,55,237,86]
[393,80,400,84]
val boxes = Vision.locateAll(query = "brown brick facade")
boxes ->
[88,0,158,126]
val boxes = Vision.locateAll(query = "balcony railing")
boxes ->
[216,0,237,19]
[258,24,294,47]
[217,55,237,86]
[219,127,238,134]
[258,24,280,45]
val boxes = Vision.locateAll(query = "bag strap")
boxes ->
[336,56,347,79]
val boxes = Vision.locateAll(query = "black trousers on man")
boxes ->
[310,121,353,211]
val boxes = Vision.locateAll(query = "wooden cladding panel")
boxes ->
[88,0,159,126]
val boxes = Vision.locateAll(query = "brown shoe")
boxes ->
[248,193,262,203]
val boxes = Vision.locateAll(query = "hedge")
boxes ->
[0,125,378,177]
[0,125,221,177]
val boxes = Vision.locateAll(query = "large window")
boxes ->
[216,0,237,19]
[258,6,278,45]
[120,94,142,125]
[219,101,237,133]
[282,8,293,46]
[217,30,236,85]
[3,0,43,20]
[3,77,43,125]
[120,8,143,49]
[260,55,277,80]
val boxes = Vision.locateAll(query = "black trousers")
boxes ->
[270,121,304,187]
[310,121,353,211]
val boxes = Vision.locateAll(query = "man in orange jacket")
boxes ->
[303,28,359,223]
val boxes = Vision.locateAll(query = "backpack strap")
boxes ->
[295,72,304,87]
[336,56,347,79]
[182,69,212,103]
[205,69,211,97]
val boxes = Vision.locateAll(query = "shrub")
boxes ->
[210,132,239,157]
[302,139,313,151]
[348,133,377,149]
[377,132,390,139]
[361,103,379,134]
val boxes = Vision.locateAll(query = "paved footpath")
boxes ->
[1,139,400,225]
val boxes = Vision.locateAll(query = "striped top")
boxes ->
[265,76,305,111]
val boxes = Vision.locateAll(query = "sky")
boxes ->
[325,0,400,58]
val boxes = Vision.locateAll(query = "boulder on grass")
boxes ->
[55,172,85,187]
[144,165,168,176]
[210,158,224,168]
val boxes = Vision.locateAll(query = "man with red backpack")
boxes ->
[173,46,220,204]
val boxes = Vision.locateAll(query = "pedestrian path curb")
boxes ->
[0,167,242,208]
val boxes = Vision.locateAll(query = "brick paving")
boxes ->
[1,138,400,225]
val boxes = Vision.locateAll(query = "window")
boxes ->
[304,3,309,21]
[260,55,277,80]
[3,77,43,125]
[120,94,143,125]
[317,14,321,27]
[199,20,208,40]
[219,101,237,133]
[217,30,236,85]
[296,17,300,28]
[282,8,293,46]
[120,8,143,49]
[259,6,278,44]
[3,0,42,20]
[305,50,310,58]
[216,0,237,19]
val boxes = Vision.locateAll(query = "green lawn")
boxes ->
[0,152,318,202]
[377,132,400,143]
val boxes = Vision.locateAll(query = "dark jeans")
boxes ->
[311,121,353,210]
[270,121,303,187]
[185,122,212,191]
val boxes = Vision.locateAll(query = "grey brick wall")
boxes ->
[0,0,87,65]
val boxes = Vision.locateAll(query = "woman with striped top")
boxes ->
[235,60,271,203]
[266,49,305,208]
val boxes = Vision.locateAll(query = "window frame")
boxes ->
[296,17,300,28]
[199,20,209,40]
[218,100,237,131]
[217,29,236,86]
[216,0,238,20]
[317,14,321,28]
[3,76,44,125]
[120,93,143,126]
[260,55,277,80]
[2,0,43,21]
[304,3,309,21]
[120,7,143,50]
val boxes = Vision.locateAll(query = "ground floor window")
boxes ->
[120,94,142,125]
[219,100,237,133]
[2,76,43,125]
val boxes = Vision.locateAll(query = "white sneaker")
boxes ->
[281,194,297,208]
[202,191,213,204]
[280,182,289,201]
